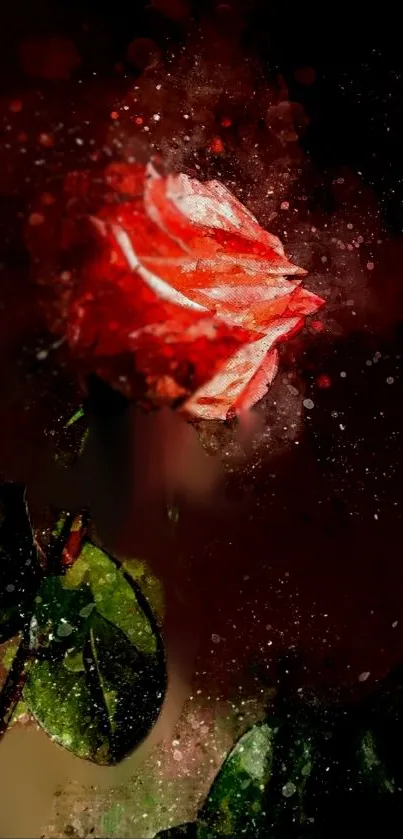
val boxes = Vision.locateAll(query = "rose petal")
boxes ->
[231,347,279,416]
[282,285,324,317]
[111,223,208,313]
[193,276,300,307]
[182,287,323,420]
[165,173,285,255]
[144,164,304,275]
[239,284,324,333]
[183,333,283,420]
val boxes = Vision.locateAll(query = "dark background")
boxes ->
[1,0,403,703]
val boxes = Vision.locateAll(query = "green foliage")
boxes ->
[24,542,166,764]
[197,722,273,838]
[154,683,403,838]
[0,397,168,767]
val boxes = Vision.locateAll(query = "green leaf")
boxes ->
[65,407,85,428]
[121,556,164,624]
[54,406,88,467]
[24,541,166,764]
[63,542,160,656]
[0,483,41,642]
[29,576,94,653]
[197,722,274,838]
[358,729,395,794]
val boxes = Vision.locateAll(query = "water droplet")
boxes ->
[79,603,95,618]
[57,621,74,637]
[282,781,297,798]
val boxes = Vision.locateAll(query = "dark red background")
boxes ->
[1,1,403,707]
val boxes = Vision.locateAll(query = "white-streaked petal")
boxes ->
[182,329,291,420]
[111,224,208,314]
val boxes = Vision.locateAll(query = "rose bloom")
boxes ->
[27,160,324,421]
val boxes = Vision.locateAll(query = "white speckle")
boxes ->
[6,584,15,592]
[153,113,161,121]
[75,138,84,146]
[36,349,48,360]
[392,621,399,628]
[303,398,314,410]
[358,671,370,682]
[211,633,220,644]
[340,371,347,378]
[386,376,395,385]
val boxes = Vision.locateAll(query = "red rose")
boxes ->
[28,161,324,420]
